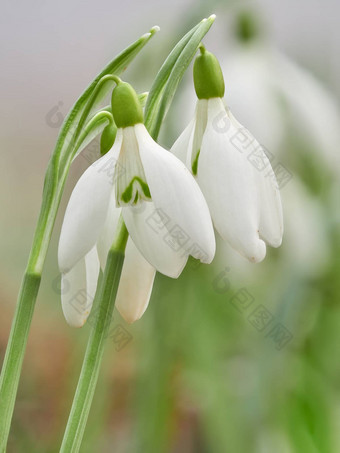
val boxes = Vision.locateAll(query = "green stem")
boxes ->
[0,29,156,450]
[0,184,64,451]
[60,217,128,452]
[0,273,41,451]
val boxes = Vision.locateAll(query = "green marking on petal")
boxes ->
[192,149,200,175]
[120,176,151,205]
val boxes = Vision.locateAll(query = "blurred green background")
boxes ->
[1,0,340,451]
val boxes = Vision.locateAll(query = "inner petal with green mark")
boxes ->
[191,99,208,175]
[116,127,151,206]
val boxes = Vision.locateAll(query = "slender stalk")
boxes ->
[0,29,155,450]
[0,183,64,451]
[60,217,128,452]
[0,272,40,450]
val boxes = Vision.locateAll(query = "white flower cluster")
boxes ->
[58,51,283,327]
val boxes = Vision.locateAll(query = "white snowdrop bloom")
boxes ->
[58,81,215,327]
[221,43,340,174]
[281,179,330,276]
[171,48,283,263]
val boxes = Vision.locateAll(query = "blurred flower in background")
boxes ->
[1,1,340,451]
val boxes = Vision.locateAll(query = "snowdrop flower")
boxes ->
[58,79,215,327]
[171,47,283,263]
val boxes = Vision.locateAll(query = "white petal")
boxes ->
[198,98,266,263]
[61,247,100,328]
[58,130,122,272]
[191,99,208,173]
[122,201,188,278]
[96,192,122,269]
[115,238,156,323]
[255,154,283,247]
[170,118,195,166]
[115,126,150,206]
[170,99,209,173]
[134,124,216,264]
[273,51,340,173]
[226,109,283,247]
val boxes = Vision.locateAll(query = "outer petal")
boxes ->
[61,247,100,327]
[255,152,283,247]
[58,130,122,272]
[170,118,195,166]
[273,51,340,173]
[197,98,266,263]
[134,124,216,264]
[96,192,122,269]
[122,201,188,278]
[228,110,283,247]
[115,238,156,323]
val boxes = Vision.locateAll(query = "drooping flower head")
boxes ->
[171,46,283,263]
[58,78,215,327]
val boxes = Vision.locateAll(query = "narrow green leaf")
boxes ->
[144,22,199,136]
[145,15,215,139]
[54,27,159,178]
[28,27,158,272]
[72,111,113,161]
[0,28,158,453]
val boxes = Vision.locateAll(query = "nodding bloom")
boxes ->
[171,47,283,263]
[58,79,215,327]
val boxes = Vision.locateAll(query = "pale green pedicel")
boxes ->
[60,216,128,452]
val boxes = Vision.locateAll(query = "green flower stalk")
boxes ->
[57,76,214,326]
[0,27,158,451]
[59,15,216,451]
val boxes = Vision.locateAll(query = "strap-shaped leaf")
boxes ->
[52,27,159,180]
[72,111,114,161]
[73,91,149,160]
[95,92,149,118]
[144,15,215,140]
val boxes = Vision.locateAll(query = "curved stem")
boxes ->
[0,29,157,450]
[60,217,128,452]
[0,273,40,450]
[0,178,66,450]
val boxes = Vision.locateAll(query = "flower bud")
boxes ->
[193,47,225,99]
[111,81,144,128]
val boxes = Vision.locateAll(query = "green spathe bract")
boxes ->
[111,81,144,128]
[100,123,117,155]
[193,47,225,99]
[144,15,216,140]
